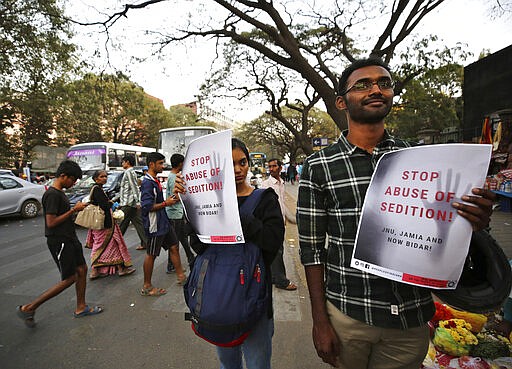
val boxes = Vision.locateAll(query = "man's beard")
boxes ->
[345,99,392,124]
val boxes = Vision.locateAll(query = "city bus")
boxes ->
[249,152,267,175]
[158,126,217,164]
[66,142,155,174]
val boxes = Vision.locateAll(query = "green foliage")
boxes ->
[168,105,198,127]
[0,0,77,165]
[386,62,465,140]
[55,73,173,147]
[236,107,336,162]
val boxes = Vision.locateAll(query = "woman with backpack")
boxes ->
[176,138,285,369]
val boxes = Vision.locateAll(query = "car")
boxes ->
[0,175,46,218]
[0,169,15,176]
[65,170,125,208]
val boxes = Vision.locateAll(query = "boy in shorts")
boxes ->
[140,152,186,296]
[16,160,103,328]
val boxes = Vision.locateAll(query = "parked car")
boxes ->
[66,170,125,208]
[0,175,45,218]
[0,169,15,176]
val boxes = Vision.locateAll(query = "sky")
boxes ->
[66,0,512,123]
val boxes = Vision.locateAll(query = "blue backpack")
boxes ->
[184,189,269,347]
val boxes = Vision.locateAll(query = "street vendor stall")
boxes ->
[422,302,512,369]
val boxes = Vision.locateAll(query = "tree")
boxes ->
[94,0,452,129]
[168,105,199,127]
[237,106,337,162]
[387,57,467,140]
[1,0,77,165]
[65,1,494,154]
[66,0,455,130]
[55,72,170,147]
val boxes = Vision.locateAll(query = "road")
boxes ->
[0,185,324,369]
[2,184,511,369]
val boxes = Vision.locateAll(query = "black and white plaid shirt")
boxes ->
[297,130,435,329]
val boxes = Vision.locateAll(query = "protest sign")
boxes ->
[179,130,244,244]
[351,144,492,289]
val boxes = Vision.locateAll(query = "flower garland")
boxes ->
[439,319,478,346]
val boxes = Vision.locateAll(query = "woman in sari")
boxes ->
[86,170,136,279]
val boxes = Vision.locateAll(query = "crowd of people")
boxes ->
[15,57,500,369]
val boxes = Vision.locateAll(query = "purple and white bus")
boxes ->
[66,142,155,174]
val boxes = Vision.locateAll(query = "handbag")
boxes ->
[112,209,125,222]
[74,186,105,230]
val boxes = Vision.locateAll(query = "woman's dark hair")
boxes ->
[92,170,107,181]
[337,57,392,96]
[56,160,83,179]
[231,138,249,160]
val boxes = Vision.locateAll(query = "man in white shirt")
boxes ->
[119,155,147,250]
[261,158,297,291]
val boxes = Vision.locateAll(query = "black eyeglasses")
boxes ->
[342,78,395,95]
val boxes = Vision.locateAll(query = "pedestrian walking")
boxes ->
[140,152,185,297]
[261,158,297,291]
[85,170,135,279]
[118,155,147,251]
[16,160,103,327]
[165,153,195,272]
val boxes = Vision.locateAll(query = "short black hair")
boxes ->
[56,160,82,179]
[122,155,135,166]
[231,138,249,161]
[170,153,185,168]
[147,152,166,164]
[337,57,392,96]
[268,158,282,167]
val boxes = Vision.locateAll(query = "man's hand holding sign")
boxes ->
[351,144,494,288]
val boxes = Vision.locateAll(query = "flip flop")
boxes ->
[135,245,146,250]
[74,305,103,318]
[89,272,108,280]
[276,282,297,291]
[177,275,187,285]
[140,287,167,296]
[16,305,36,328]
[118,268,136,277]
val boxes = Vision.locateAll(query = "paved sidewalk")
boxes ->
[489,210,512,258]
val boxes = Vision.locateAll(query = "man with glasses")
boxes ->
[297,58,495,369]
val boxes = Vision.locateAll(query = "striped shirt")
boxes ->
[297,130,435,329]
[119,167,140,207]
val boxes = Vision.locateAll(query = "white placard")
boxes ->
[179,130,244,244]
[351,144,492,289]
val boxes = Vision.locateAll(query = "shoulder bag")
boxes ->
[74,185,105,230]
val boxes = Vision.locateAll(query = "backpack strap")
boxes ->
[239,188,267,217]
